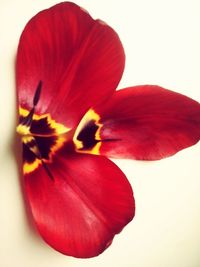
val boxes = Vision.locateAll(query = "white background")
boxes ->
[0,0,200,266]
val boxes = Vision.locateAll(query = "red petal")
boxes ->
[24,152,134,258]
[16,2,125,128]
[96,85,200,160]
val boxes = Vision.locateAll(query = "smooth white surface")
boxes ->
[0,1,200,266]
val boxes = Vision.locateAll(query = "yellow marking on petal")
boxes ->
[22,135,41,174]
[50,134,67,156]
[19,107,29,117]
[16,124,30,135]
[23,159,41,174]
[22,136,34,144]
[89,142,102,155]
[73,108,103,155]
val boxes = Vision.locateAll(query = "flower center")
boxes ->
[17,106,69,175]
[16,82,70,175]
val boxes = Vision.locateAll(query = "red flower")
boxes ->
[16,2,200,258]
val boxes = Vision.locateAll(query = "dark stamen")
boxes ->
[33,80,42,106]
[41,160,54,181]
[21,108,34,126]
[20,81,42,126]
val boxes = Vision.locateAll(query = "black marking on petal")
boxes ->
[30,117,55,135]
[34,136,57,160]
[23,143,37,164]
[77,120,99,150]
